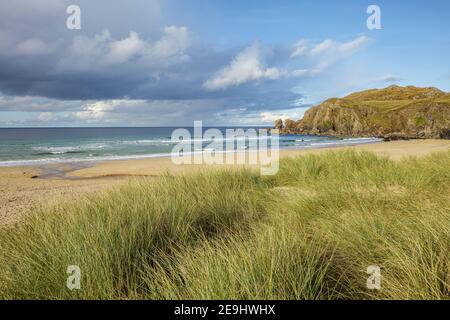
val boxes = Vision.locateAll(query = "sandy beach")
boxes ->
[1,139,448,226]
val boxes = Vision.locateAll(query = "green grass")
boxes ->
[0,150,449,300]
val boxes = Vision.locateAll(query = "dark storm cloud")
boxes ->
[0,0,308,105]
[1,1,376,126]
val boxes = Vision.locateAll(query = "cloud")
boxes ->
[104,31,144,64]
[0,87,308,126]
[15,38,51,55]
[0,1,374,126]
[290,36,372,71]
[290,69,321,77]
[260,111,290,122]
[0,24,194,100]
[73,99,148,120]
[310,39,335,56]
[37,112,56,122]
[290,40,308,58]
[380,74,403,83]
[203,42,282,91]
[0,95,81,112]
[74,100,122,120]
[291,36,371,58]
[59,26,190,71]
[151,26,190,59]
[337,36,371,53]
[259,108,307,123]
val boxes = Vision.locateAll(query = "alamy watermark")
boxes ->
[367,5,381,30]
[66,265,81,290]
[66,5,81,30]
[366,265,382,290]
[170,121,279,175]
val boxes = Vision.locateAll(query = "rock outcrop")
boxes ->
[275,85,450,139]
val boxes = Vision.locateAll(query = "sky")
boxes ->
[0,0,449,127]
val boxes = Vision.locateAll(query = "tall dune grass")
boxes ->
[0,150,448,299]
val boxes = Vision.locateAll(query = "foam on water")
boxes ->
[0,127,382,167]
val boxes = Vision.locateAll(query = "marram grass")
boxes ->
[0,150,449,299]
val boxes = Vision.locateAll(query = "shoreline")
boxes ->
[63,139,450,179]
[1,139,449,180]
[0,139,448,226]
[0,136,382,169]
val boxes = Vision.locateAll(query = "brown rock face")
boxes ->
[274,119,283,130]
[276,85,450,139]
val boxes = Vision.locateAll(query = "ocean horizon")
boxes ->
[0,127,381,167]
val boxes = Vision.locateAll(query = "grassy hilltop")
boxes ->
[276,85,450,139]
[0,150,449,299]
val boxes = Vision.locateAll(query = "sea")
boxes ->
[0,127,382,166]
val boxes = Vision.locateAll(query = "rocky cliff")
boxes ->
[275,85,450,139]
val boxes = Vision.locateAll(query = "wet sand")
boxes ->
[0,139,448,225]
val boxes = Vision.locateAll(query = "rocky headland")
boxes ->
[275,85,450,140]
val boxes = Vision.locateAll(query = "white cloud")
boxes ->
[37,112,55,122]
[317,36,371,69]
[291,69,321,77]
[289,36,371,72]
[59,26,190,71]
[15,38,51,55]
[337,36,371,53]
[74,100,142,120]
[290,39,308,58]
[104,31,144,64]
[310,39,335,56]
[260,108,305,123]
[152,26,190,58]
[204,42,282,91]
[291,36,371,58]
[260,111,288,122]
